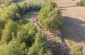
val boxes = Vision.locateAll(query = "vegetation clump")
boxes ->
[27,32,52,55]
[38,0,62,32]
[0,0,62,55]
[77,0,85,6]
[0,38,26,55]
[1,20,18,43]
[70,44,83,55]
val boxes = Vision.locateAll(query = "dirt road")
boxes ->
[57,0,85,45]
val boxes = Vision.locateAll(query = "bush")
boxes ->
[27,32,52,55]
[1,20,18,43]
[17,22,37,46]
[0,38,26,55]
[0,0,15,5]
[27,3,41,11]
[38,1,62,32]
[7,3,21,14]
[44,8,62,32]
[19,2,27,14]
[38,0,56,21]
[1,4,21,21]
[77,0,85,6]
[70,44,83,55]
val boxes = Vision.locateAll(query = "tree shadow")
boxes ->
[61,16,85,43]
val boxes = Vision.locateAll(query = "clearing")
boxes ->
[56,0,85,48]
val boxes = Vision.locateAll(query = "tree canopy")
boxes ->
[38,0,62,32]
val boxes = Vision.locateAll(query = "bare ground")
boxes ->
[56,0,85,48]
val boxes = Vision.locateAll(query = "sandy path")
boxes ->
[56,0,85,45]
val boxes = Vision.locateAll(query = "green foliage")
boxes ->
[70,44,83,55]
[27,32,52,55]
[0,38,26,55]
[27,3,41,11]
[19,2,27,14]
[1,20,18,43]
[19,2,41,12]
[38,1,62,32]
[38,0,56,21]
[7,4,21,14]
[17,22,37,46]
[37,0,45,3]
[0,1,62,55]
[18,12,33,24]
[1,4,21,21]
[1,2,41,21]
[44,8,62,31]
[0,0,15,6]
[77,0,85,6]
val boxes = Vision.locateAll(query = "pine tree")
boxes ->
[1,20,18,43]
[38,1,62,32]
[17,22,37,46]
[44,8,62,32]
[0,38,26,55]
[27,32,52,55]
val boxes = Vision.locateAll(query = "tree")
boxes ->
[77,0,85,6]
[0,0,15,6]
[1,4,21,21]
[1,20,18,43]
[17,22,37,46]
[38,1,62,32]
[19,2,27,14]
[38,0,56,23]
[8,4,21,14]
[27,32,52,55]
[44,8,62,32]
[0,38,26,55]
[70,44,83,55]
[27,3,41,11]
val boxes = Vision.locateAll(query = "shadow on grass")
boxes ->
[61,16,85,43]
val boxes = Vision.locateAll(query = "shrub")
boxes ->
[1,4,21,21]
[38,1,62,32]
[1,20,18,43]
[38,0,56,21]
[19,2,27,14]
[77,0,85,6]
[7,3,21,14]
[27,32,52,55]
[23,22,37,36]
[27,3,41,11]
[17,22,37,46]
[70,44,83,55]
[1,0,15,5]
[44,8,62,32]
[0,38,26,55]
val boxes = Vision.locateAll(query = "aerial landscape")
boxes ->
[0,0,85,55]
